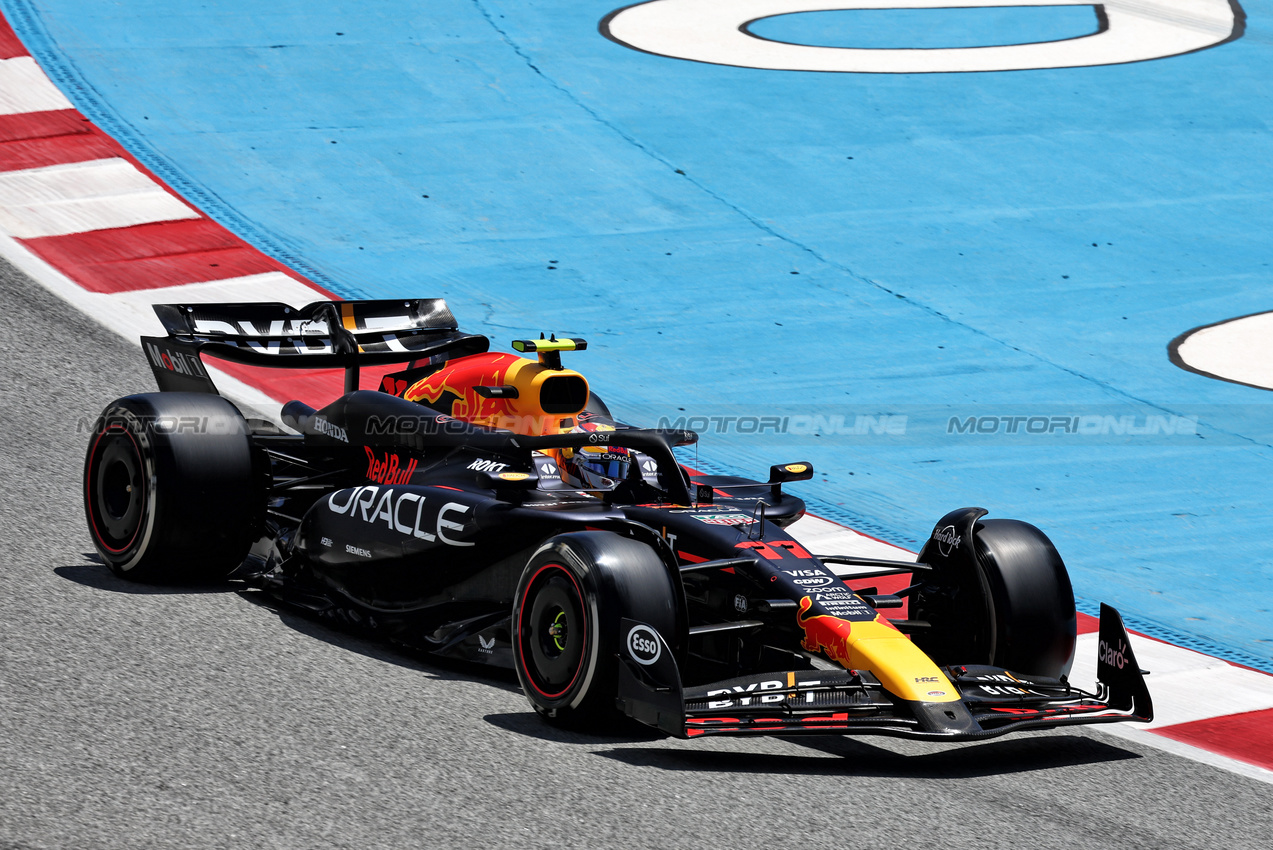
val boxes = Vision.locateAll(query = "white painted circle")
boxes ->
[602,0,1241,73]
[1172,312,1273,391]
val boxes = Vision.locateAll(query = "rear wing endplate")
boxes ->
[141,298,489,395]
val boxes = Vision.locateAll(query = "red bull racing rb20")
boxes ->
[84,298,1153,742]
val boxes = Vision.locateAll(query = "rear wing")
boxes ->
[141,298,489,395]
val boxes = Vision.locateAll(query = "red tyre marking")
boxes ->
[85,424,145,555]
[517,562,587,700]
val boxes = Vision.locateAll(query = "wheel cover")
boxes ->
[86,426,146,554]
[518,563,587,700]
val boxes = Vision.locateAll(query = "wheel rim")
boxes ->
[86,426,146,554]
[518,563,587,700]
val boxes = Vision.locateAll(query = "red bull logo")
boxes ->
[365,447,418,485]
[404,353,518,423]
[797,596,856,668]
[402,350,588,436]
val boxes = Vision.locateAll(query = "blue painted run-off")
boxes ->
[7,0,1273,670]
[746,8,1104,50]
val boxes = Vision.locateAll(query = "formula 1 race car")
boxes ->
[83,298,1153,740]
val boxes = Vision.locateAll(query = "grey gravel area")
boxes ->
[1,257,1270,849]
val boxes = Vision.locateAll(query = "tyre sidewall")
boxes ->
[513,531,679,729]
[84,403,160,574]
[84,393,257,582]
[514,541,609,716]
[975,519,1077,678]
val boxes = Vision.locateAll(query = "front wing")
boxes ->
[617,604,1153,741]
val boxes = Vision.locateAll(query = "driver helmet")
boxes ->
[563,423,631,490]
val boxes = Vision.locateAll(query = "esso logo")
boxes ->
[793,575,835,588]
[627,625,662,665]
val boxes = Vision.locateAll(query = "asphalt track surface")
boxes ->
[3,260,1269,849]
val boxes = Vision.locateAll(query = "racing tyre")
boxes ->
[513,531,679,731]
[84,393,260,583]
[912,517,1076,679]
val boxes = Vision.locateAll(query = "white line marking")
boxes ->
[0,158,198,237]
[787,513,912,561]
[0,57,74,114]
[109,272,327,332]
[0,159,165,203]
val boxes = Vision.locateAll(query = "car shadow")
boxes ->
[56,554,521,690]
[484,711,668,745]
[236,587,523,691]
[54,555,239,595]
[591,732,1141,779]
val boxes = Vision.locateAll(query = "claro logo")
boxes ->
[1099,639,1129,670]
[626,625,662,666]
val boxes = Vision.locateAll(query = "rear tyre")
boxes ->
[912,518,1076,678]
[513,531,679,731]
[84,393,259,583]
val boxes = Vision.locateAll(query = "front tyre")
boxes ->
[973,518,1077,678]
[518,561,592,707]
[912,512,1076,679]
[84,393,259,583]
[513,531,679,731]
